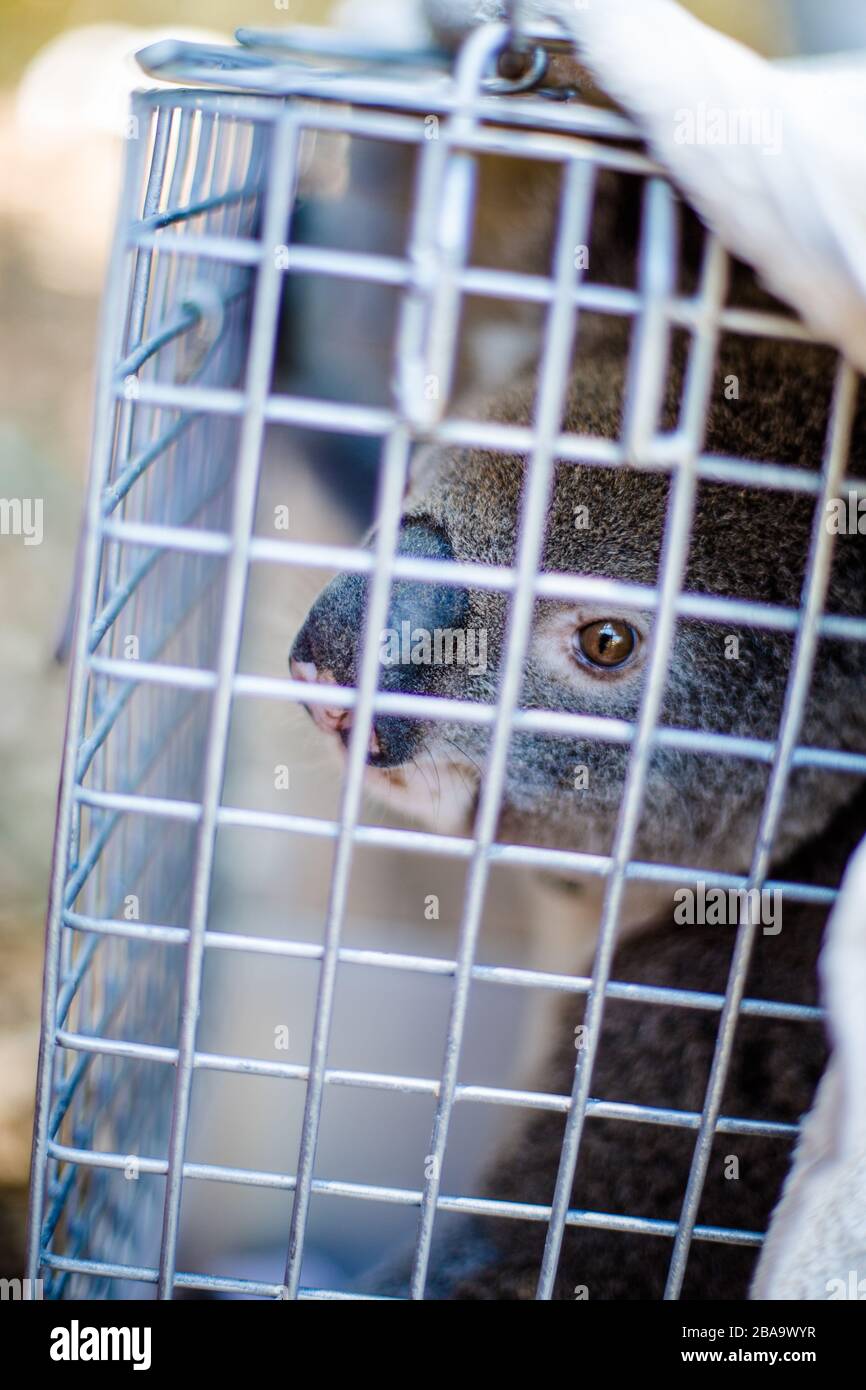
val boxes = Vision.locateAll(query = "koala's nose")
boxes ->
[289,520,469,769]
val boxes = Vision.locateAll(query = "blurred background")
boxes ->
[2,0,863,1289]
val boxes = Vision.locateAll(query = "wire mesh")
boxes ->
[26,19,866,1300]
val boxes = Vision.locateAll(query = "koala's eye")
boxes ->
[573,619,638,670]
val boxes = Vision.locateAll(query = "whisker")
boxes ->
[441,734,484,804]
[442,733,484,781]
[410,748,439,811]
[419,739,442,807]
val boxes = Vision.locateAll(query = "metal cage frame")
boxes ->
[26,19,866,1301]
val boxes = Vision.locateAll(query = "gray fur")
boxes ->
[363,800,849,1299]
[291,175,866,1297]
[295,263,866,871]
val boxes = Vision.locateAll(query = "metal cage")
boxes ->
[26,19,866,1300]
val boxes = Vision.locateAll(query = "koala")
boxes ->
[290,258,866,882]
[287,83,866,1297]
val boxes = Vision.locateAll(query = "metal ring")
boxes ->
[482,42,549,95]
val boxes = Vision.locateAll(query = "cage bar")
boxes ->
[26,19,861,1301]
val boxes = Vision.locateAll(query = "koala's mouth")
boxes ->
[290,656,480,829]
[290,657,376,753]
[290,656,416,769]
